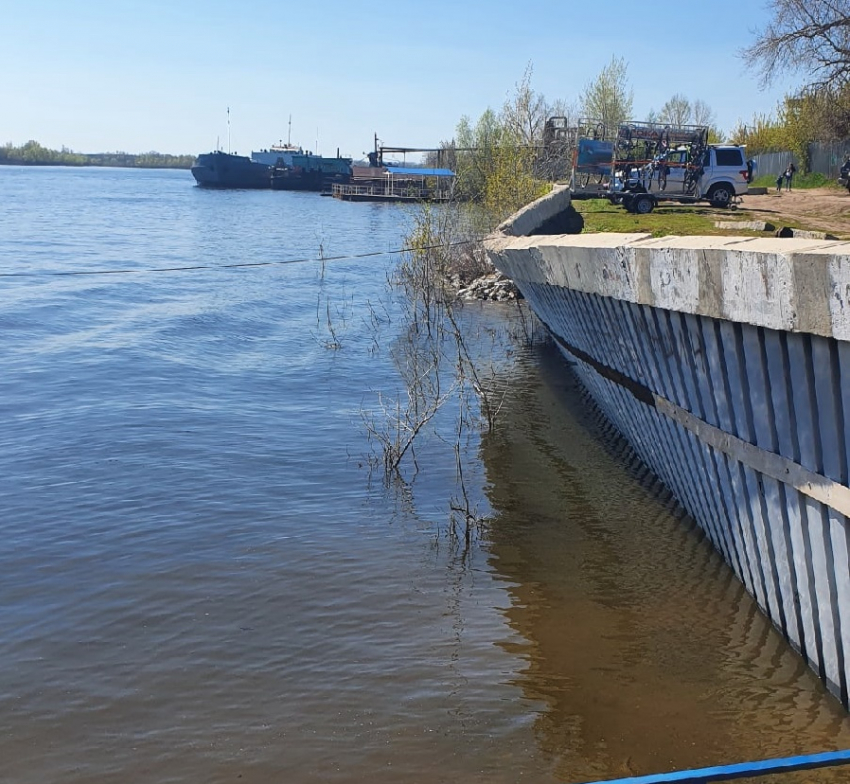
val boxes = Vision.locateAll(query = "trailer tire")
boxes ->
[633,194,654,214]
[707,183,733,208]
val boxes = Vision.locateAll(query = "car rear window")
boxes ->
[715,149,744,166]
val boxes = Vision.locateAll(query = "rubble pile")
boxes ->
[453,270,520,301]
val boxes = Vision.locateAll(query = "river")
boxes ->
[0,165,847,783]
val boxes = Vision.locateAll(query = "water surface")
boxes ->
[0,166,847,783]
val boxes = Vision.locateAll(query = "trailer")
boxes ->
[567,118,749,213]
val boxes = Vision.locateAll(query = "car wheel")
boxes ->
[633,194,654,214]
[708,183,733,208]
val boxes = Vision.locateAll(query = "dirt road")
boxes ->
[737,187,850,238]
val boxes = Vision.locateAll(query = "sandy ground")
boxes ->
[736,187,850,238]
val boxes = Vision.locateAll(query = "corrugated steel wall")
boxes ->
[753,142,850,177]
[525,283,850,708]
[808,141,850,178]
[751,151,794,178]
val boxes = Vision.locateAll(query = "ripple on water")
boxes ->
[1,167,849,784]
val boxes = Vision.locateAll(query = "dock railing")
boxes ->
[577,749,850,784]
[331,182,454,202]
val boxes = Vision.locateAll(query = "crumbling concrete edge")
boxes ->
[493,184,573,237]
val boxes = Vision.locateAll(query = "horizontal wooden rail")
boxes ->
[578,749,850,784]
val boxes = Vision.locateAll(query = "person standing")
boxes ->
[841,155,850,192]
[656,157,669,190]
[784,162,797,191]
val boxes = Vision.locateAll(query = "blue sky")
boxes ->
[2,0,798,158]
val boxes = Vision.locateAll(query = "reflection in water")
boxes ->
[481,342,850,783]
[3,167,849,783]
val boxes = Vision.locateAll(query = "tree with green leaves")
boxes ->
[441,68,556,225]
[728,94,813,162]
[452,108,507,203]
[0,140,193,168]
[579,56,633,134]
[728,113,787,153]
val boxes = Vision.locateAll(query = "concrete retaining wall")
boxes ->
[485,188,850,708]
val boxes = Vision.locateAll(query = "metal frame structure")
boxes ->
[569,118,713,207]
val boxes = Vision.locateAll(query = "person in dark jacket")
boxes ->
[784,162,796,191]
[840,156,850,192]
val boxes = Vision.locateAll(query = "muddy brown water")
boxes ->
[0,166,848,784]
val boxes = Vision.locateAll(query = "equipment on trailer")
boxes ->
[567,118,748,213]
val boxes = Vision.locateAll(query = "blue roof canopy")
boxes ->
[386,167,455,177]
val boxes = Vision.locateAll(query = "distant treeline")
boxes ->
[0,140,194,169]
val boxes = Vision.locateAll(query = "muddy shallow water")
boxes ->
[1,165,848,784]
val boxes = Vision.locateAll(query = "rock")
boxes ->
[775,227,839,240]
[715,220,776,232]
[456,271,520,302]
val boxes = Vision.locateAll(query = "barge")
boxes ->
[191,147,352,191]
[190,150,272,189]
[484,185,850,709]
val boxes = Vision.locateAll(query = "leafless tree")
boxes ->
[501,62,548,146]
[692,99,717,128]
[660,94,692,126]
[744,0,850,90]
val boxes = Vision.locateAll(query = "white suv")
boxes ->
[646,144,749,207]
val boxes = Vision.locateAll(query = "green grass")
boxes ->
[575,198,780,237]
[751,171,833,189]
